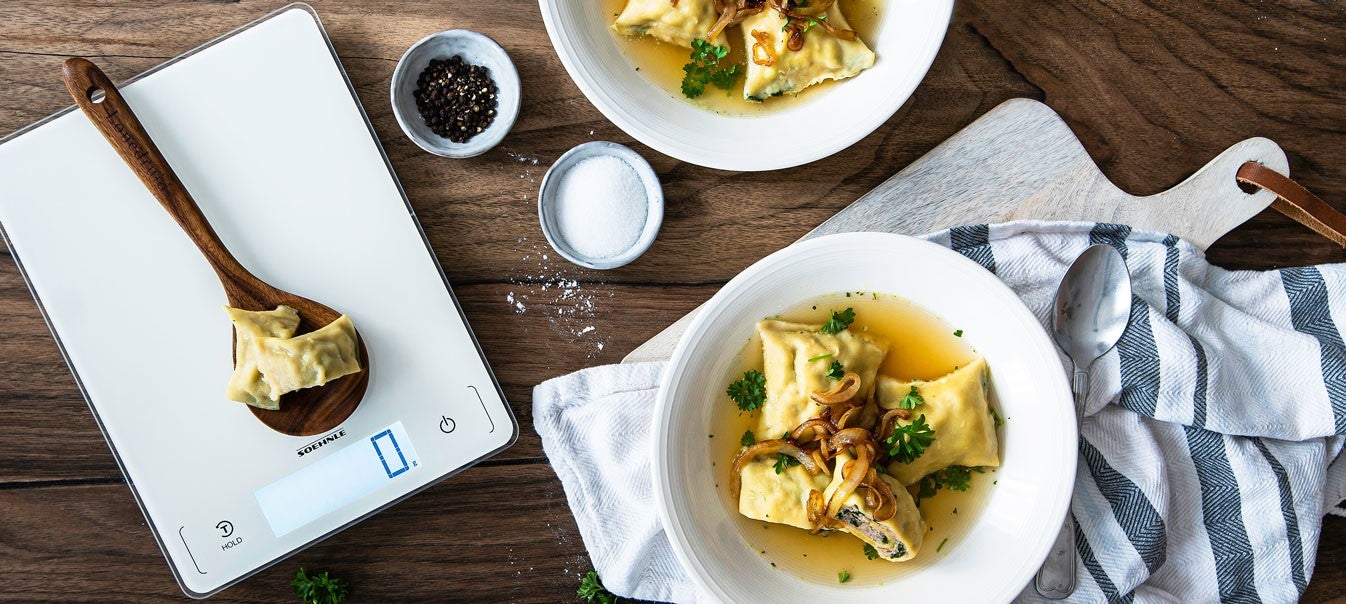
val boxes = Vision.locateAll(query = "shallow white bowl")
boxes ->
[390,30,522,158]
[538,0,953,171]
[538,141,665,270]
[652,232,1076,602]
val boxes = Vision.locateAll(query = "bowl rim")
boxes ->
[650,231,1077,602]
[389,29,522,158]
[537,141,665,270]
[537,0,955,171]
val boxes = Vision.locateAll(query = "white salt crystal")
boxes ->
[554,155,647,260]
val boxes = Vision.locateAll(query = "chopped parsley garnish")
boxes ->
[954,329,964,337]
[292,568,349,604]
[937,538,948,553]
[827,360,845,380]
[774,453,801,474]
[885,414,935,464]
[899,385,924,410]
[862,543,880,560]
[821,307,856,334]
[990,408,1003,427]
[740,430,756,447]
[727,370,767,412]
[837,570,852,583]
[806,353,833,362]
[681,39,740,98]
[578,570,616,604]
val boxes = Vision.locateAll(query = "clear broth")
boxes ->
[708,292,1000,586]
[600,0,884,115]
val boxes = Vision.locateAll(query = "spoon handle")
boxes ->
[1035,368,1089,599]
[61,58,250,287]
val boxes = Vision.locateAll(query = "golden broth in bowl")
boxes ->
[601,0,885,115]
[709,292,1001,586]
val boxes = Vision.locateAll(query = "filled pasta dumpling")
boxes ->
[757,319,888,437]
[613,0,727,48]
[877,357,1000,485]
[737,5,875,101]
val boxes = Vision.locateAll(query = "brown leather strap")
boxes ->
[1236,161,1346,248]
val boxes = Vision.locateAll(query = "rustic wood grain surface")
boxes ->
[0,1,1342,602]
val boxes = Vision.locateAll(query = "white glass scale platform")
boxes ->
[0,5,516,598]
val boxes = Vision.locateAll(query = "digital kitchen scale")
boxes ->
[0,5,516,598]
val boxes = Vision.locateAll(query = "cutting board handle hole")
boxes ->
[1236,174,1258,195]
[85,86,105,104]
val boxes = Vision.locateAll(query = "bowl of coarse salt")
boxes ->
[538,141,664,270]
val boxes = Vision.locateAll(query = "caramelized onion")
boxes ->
[826,443,872,517]
[835,405,862,429]
[750,30,776,66]
[730,439,821,499]
[810,371,862,405]
[867,474,898,521]
[877,407,912,441]
[785,0,834,16]
[791,417,836,442]
[705,4,738,42]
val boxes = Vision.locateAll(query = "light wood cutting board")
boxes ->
[623,98,1287,363]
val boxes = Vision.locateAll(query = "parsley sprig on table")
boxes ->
[821,307,856,334]
[578,570,617,604]
[292,568,348,604]
[727,370,767,411]
[682,39,741,98]
[885,414,935,463]
[899,385,924,410]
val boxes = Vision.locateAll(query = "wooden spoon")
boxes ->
[62,57,368,437]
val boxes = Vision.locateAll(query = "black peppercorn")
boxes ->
[413,55,499,143]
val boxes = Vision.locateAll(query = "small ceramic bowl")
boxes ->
[537,141,664,270]
[390,30,521,158]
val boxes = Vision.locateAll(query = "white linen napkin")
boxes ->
[533,221,1346,603]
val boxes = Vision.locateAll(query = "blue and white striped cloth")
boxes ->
[533,221,1346,604]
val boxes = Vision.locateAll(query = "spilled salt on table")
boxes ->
[554,155,647,259]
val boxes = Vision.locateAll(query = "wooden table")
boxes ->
[0,1,1342,601]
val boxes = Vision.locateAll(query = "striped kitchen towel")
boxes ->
[533,221,1346,604]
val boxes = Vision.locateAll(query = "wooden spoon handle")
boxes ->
[61,57,249,284]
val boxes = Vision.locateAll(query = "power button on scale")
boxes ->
[439,416,456,433]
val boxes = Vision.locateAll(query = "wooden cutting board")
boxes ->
[622,97,1287,363]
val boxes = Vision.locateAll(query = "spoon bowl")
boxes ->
[62,58,368,437]
[1051,244,1134,369]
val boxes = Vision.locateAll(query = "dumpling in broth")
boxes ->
[877,357,1000,485]
[737,457,831,530]
[738,5,875,101]
[613,0,728,47]
[825,451,925,561]
[757,319,888,437]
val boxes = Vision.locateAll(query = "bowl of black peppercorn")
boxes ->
[391,30,521,158]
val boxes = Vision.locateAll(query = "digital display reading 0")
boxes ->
[255,422,420,537]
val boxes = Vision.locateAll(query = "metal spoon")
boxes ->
[1034,243,1133,599]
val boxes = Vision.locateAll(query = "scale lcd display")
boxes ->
[254,421,421,537]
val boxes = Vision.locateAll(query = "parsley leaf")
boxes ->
[774,452,801,474]
[820,307,856,334]
[740,430,756,447]
[826,360,845,380]
[885,414,935,463]
[838,570,852,583]
[941,466,972,491]
[899,385,924,410]
[954,329,964,337]
[726,370,766,412]
[990,408,1003,427]
[682,39,741,98]
[806,353,833,362]
[937,538,948,552]
[862,543,879,560]
[578,570,617,604]
[292,568,349,604]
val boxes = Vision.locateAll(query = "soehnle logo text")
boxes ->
[296,428,347,457]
